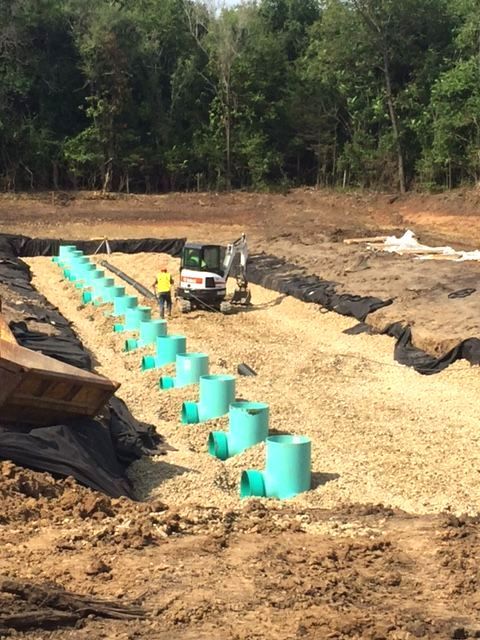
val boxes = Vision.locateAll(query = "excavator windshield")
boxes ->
[181,245,222,273]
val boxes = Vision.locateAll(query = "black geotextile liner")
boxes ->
[14,235,185,258]
[0,234,166,498]
[0,398,159,499]
[385,323,480,375]
[247,253,480,375]
[247,253,393,322]
[0,238,91,369]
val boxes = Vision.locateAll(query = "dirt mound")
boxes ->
[3,466,480,637]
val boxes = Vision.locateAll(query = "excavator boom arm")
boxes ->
[222,233,248,283]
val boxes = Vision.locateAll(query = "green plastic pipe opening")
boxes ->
[141,355,156,371]
[208,431,229,461]
[124,338,138,352]
[181,401,199,424]
[159,376,175,390]
[240,470,266,498]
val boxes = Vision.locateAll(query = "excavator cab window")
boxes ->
[182,245,222,273]
[203,246,221,270]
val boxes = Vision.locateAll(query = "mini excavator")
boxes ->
[176,234,251,314]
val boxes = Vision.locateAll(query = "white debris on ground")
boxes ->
[370,229,480,261]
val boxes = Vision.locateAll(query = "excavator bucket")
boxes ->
[0,334,119,427]
[231,286,252,306]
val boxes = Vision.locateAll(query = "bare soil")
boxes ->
[2,188,480,355]
[2,189,480,639]
[2,464,480,640]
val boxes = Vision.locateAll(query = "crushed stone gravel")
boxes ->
[26,252,480,515]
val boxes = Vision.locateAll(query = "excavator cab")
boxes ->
[180,244,223,274]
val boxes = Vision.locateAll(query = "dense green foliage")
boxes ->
[0,0,478,191]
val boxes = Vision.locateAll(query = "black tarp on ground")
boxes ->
[247,253,393,322]
[0,234,166,498]
[247,252,480,375]
[0,398,159,499]
[0,236,91,369]
[385,323,480,375]
[13,236,185,258]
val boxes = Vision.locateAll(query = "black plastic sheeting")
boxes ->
[247,253,392,322]
[385,323,480,376]
[7,235,185,258]
[247,253,480,375]
[0,234,168,498]
[0,398,158,498]
[0,236,91,369]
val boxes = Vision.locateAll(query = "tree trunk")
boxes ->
[102,163,112,193]
[225,111,231,190]
[352,1,406,193]
[52,161,59,190]
[382,48,406,194]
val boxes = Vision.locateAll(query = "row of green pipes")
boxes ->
[54,244,312,500]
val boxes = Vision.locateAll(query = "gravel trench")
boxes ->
[26,253,480,515]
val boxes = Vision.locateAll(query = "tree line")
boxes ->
[0,0,479,193]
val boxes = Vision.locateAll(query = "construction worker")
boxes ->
[153,266,174,319]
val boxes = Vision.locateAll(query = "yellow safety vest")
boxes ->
[156,272,171,293]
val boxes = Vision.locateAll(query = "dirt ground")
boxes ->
[2,189,480,639]
[1,188,480,355]
[2,460,480,640]
[1,251,478,638]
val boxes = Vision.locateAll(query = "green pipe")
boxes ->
[59,244,77,257]
[182,374,236,424]
[67,256,90,281]
[100,284,124,304]
[159,353,209,390]
[90,277,115,305]
[74,263,96,288]
[240,435,311,500]
[112,294,138,317]
[70,255,89,269]
[55,244,77,265]
[81,270,106,303]
[65,249,83,264]
[69,258,90,282]
[141,335,186,370]
[86,269,105,285]
[114,305,152,333]
[62,250,84,279]
[208,401,269,460]
[125,319,167,351]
